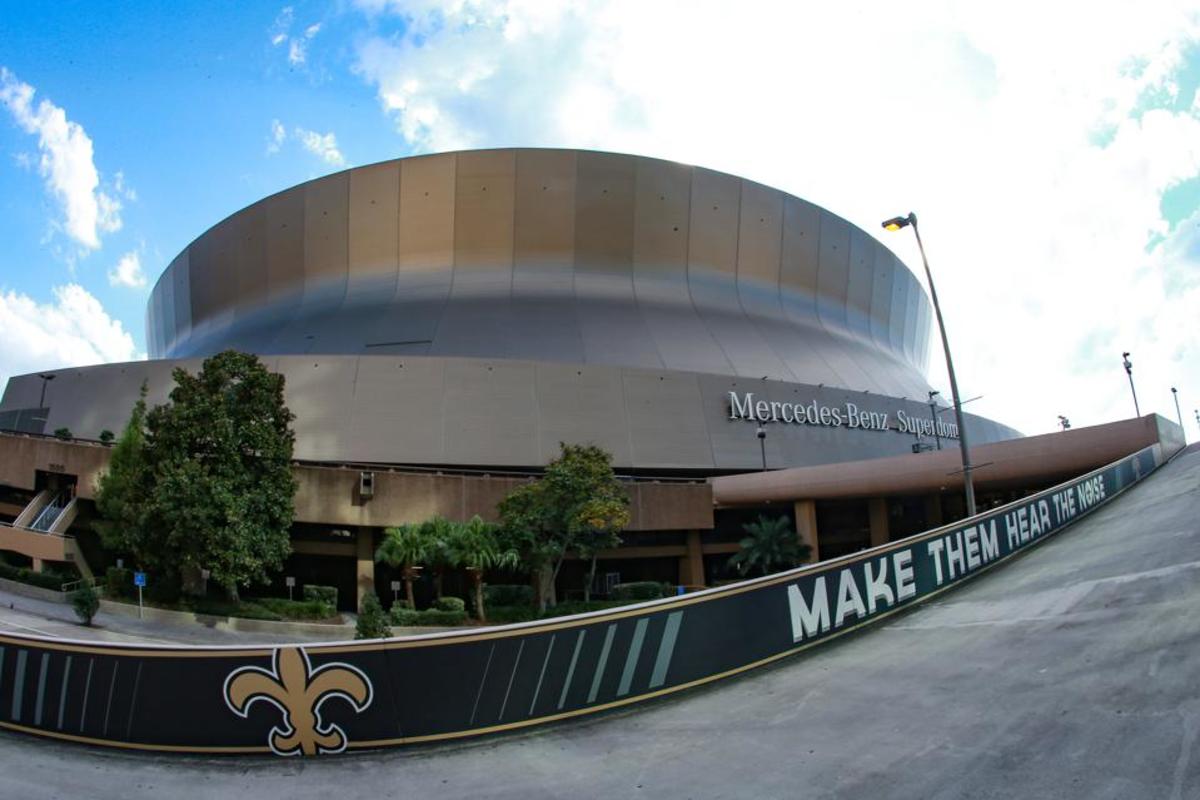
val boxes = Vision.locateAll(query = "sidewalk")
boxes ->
[0,586,353,646]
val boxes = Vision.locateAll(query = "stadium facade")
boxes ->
[0,148,1068,606]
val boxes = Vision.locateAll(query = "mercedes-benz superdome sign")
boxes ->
[728,390,960,439]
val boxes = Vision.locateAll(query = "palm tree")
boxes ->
[376,523,430,609]
[420,515,456,599]
[448,515,518,622]
[727,515,812,577]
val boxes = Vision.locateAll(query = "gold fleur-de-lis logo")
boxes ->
[224,647,373,756]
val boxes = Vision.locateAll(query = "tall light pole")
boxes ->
[1122,352,1140,417]
[883,212,976,518]
[1171,388,1184,442]
[755,425,767,471]
[37,373,55,408]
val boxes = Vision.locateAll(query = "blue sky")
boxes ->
[1,0,1199,438]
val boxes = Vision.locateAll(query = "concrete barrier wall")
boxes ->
[0,445,1162,756]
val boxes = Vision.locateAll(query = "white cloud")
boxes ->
[0,67,122,250]
[107,250,146,289]
[0,284,140,389]
[267,118,287,154]
[350,1,1200,439]
[294,127,346,166]
[270,6,294,46]
[270,6,322,67]
[112,170,137,202]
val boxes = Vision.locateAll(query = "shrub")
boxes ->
[541,600,626,617]
[433,596,466,612]
[483,584,534,607]
[417,608,467,626]
[98,429,115,444]
[105,566,133,599]
[391,598,413,611]
[0,561,73,591]
[355,592,391,639]
[611,581,669,601]
[303,584,338,607]
[256,597,336,620]
[71,584,100,625]
[389,606,421,626]
[483,605,539,624]
[53,427,72,440]
[388,606,468,626]
[188,597,282,621]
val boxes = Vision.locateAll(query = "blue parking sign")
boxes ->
[134,571,146,587]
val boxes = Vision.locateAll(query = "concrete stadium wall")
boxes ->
[0,444,1164,756]
[0,355,1021,471]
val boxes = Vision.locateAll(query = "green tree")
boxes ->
[420,515,456,600]
[447,515,518,622]
[104,352,297,601]
[94,382,149,554]
[727,515,812,577]
[497,443,630,610]
[355,591,391,639]
[376,523,430,609]
[71,583,100,626]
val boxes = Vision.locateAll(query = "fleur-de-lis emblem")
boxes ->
[224,647,373,756]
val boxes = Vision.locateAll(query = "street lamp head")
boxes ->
[928,389,940,400]
[755,426,766,440]
[37,373,55,382]
[882,214,914,232]
[1171,387,1177,394]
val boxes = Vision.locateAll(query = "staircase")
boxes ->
[1,490,93,582]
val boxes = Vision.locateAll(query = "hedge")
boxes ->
[303,584,338,607]
[434,596,466,612]
[184,597,282,621]
[256,597,337,621]
[483,584,534,607]
[0,561,74,591]
[611,581,670,601]
[487,600,628,624]
[389,607,469,627]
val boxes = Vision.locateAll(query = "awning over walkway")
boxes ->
[712,414,1183,507]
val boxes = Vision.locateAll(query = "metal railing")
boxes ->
[29,492,67,532]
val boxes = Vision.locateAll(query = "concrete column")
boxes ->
[680,530,705,588]
[356,527,375,611]
[31,558,44,573]
[794,500,820,563]
[868,498,889,547]
[924,494,944,529]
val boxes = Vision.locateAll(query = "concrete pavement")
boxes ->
[0,446,1197,799]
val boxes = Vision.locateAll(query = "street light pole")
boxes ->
[1171,388,1184,442]
[1122,352,1140,417]
[756,425,767,471]
[883,212,976,518]
[37,373,55,408]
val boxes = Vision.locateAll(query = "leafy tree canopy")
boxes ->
[497,443,630,606]
[95,351,297,598]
